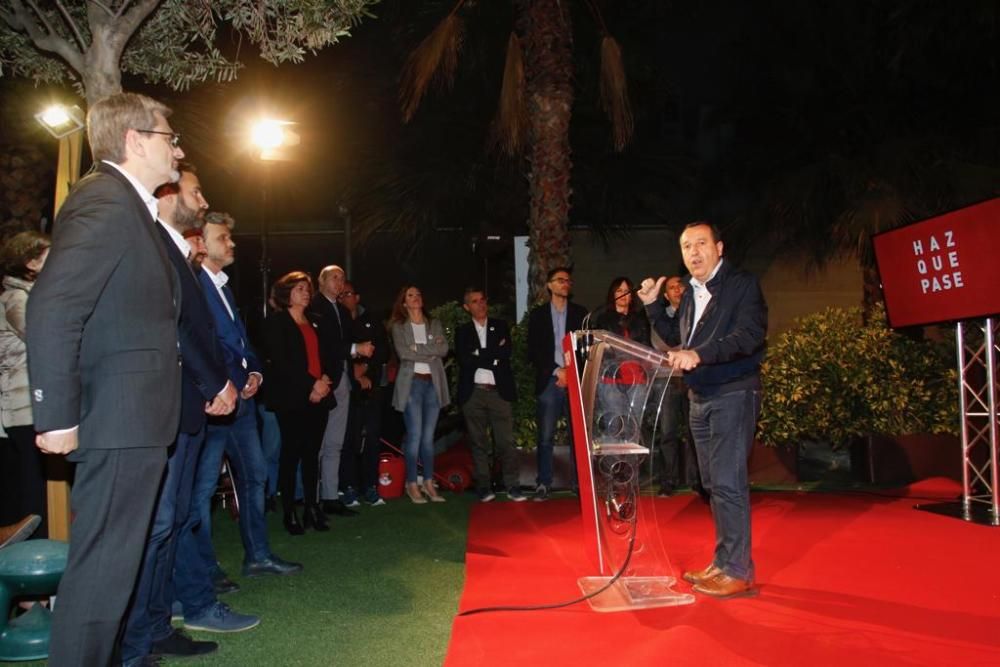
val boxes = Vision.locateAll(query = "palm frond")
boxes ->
[399,9,466,123]
[489,31,527,156]
[598,36,633,152]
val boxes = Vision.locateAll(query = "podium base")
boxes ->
[577,576,695,612]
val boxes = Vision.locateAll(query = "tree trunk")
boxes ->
[517,0,574,304]
[82,24,124,107]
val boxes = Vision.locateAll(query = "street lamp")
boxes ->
[250,118,299,317]
[35,103,86,219]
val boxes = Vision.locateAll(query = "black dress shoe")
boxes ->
[212,575,240,595]
[303,504,330,531]
[322,499,358,517]
[150,629,218,658]
[283,510,304,536]
[242,555,304,577]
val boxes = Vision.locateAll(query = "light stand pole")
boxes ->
[34,103,86,541]
[250,118,298,318]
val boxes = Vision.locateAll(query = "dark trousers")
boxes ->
[121,429,204,663]
[656,382,701,490]
[47,447,166,667]
[276,405,328,512]
[462,387,519,491]
[3,425,48,537]
[343,387,385,492]
[689,388,761,582]
[535,376,576,488]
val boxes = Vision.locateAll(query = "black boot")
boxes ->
[303,504,330,532]
[283,510,304,536]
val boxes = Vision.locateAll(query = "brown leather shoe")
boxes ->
[682,563,722,585]
[692,572,758,599]
[0,514,41,550]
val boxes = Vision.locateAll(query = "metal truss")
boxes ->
[956,318,1000,525]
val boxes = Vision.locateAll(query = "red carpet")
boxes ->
[446,479,1000,667]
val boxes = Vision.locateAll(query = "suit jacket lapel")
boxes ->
[99,164,179,316]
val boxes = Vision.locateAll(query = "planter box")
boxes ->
[864,433,961,485]
[748,440,797,485]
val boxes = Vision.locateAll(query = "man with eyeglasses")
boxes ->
[26,92,185,666]
[526,267,587,501]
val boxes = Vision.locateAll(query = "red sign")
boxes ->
[873,198,1000,328]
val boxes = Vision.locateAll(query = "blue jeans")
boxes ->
[121,428,203,662]
[174,399,269,618]
[688,388,761,582]
[257,404,282,498]
[213,398,271,564]
[402,378,440,483]
[535,375,572,487]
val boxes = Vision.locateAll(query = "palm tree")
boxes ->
[399,0,633,302]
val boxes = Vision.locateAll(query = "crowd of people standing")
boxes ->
[0,91,765,667]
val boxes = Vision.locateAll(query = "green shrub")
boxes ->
[758,304,958,448]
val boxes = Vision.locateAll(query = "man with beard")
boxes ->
[119,163,238,665]
[27,93,183,666]
[173,211,300,632]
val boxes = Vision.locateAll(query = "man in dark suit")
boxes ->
[26,92,184,667]
[119,164,237,665]
[309,265,373,514]
[526,267,587,501]
[639,221,767,599]
[455,288,524,502]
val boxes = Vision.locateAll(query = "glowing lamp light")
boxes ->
[250,118,300,161]
[34,104,85,139]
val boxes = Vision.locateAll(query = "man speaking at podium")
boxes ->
[638,221,767,599]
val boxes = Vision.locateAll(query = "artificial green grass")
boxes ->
[184,494,472,666]
[25,493,473,666]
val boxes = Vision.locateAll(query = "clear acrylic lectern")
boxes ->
[564,330,695,611]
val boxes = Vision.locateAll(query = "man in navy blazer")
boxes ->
[455,288,524,502]
[173,210,301,634]
[26,93,183,667]
[119,164,237,665]
[639,221,767,600]
[526,267,587,501]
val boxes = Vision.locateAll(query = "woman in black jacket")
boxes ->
[593,276,651,345]
[262,271,336,535]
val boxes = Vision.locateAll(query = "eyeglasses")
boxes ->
[137,129,182,148]
[338,291,356,298]
[550,277,573,284]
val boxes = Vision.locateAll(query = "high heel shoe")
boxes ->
[422,480,446,503]
[283,510,304,536]
[406,482,428,504]
[303,504,330,531]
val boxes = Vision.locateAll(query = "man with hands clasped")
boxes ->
[637,221,767,600]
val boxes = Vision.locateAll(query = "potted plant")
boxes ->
[758,305,958,483]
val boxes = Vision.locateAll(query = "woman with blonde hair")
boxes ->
[389,285,449,503]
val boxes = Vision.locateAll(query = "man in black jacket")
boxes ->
[338,280,390,506]
[119,164,238,665]
[27,92,183,666]
[456,288,524,502]
[526,267,587,501]
[639,221,767,600]
[309,265,373,514]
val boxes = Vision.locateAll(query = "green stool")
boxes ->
[0,540,69,662]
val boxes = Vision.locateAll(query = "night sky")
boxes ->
[1,1,997,328]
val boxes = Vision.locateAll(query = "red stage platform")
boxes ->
[447,479,1000,666]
